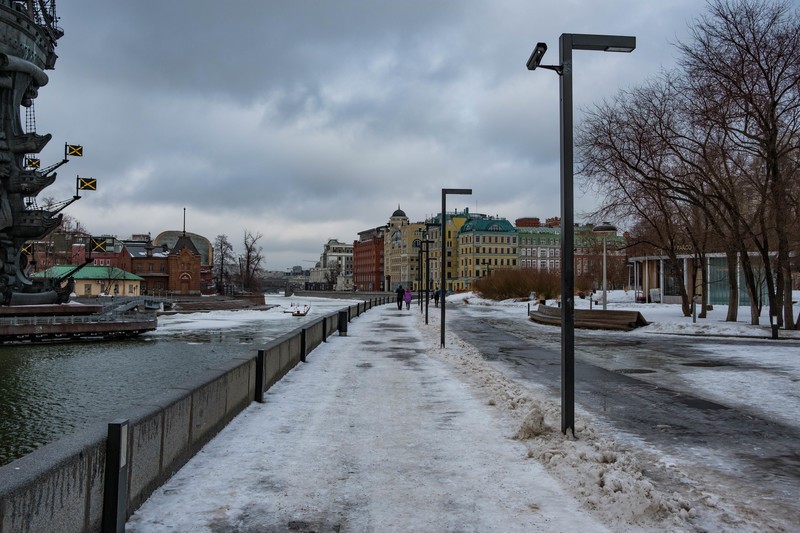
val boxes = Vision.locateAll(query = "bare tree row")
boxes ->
[578,0,800,328]
[213,230,264,294]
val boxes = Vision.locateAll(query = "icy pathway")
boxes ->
[127,305,605,532]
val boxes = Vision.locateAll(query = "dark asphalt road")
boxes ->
[447,305,800,521]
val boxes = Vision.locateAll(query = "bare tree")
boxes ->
[324,260,341,290]
[579,0,800,328]
[213,234,234,294]
[678,0,800,327]
[579,80,700,315]
[239,230,264,293]
[98,266,127,296]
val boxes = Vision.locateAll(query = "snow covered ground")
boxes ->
[126,292,800,532]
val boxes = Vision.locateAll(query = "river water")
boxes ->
[0,297,357,466]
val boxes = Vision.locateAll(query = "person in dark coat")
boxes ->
[395,285,404,310]
[433,286,440,307]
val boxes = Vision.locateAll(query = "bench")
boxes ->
[529,304,649,331]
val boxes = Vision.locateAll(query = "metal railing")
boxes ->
[0,310,157,327]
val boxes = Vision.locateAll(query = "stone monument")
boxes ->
[0,1,78,305]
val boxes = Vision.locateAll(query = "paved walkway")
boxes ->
[126,305,605,532]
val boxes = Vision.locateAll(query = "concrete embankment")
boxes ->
[0,297,388,533]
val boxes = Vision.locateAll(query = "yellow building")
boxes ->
[427,208,472,293]
[33,265,145,297]
[457,217,517,288]
[383,207,424,291]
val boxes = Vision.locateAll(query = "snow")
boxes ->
[126,292,800,532]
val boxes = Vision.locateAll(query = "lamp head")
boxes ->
[592,222,617,234]
[527,42,548,70]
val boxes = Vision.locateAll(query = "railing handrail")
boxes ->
[0,310,157,327]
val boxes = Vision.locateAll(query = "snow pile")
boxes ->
[414,303,735,532]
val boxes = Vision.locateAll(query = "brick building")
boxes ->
[352,226,386,291]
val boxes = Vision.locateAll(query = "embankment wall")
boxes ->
[0,298,387,533]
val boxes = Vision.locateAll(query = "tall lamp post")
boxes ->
[421,230,433,324]
[592,222,617,311]
[440,188,472,348]
[527,33,635,435]
[415,237,423,311]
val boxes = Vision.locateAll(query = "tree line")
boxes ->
[213,230,264,294]
[578,0,800,328]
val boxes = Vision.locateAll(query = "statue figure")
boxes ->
[0,1,79,305]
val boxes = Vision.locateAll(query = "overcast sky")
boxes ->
[35,0,702,271]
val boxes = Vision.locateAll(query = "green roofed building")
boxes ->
[32,265,145,297]
[457,216,517,289]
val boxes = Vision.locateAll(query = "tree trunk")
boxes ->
[725,249,738,322]
[784,271,795,330]
[666,254,690,316]
[699,254,708,319]
[738,249,761,326]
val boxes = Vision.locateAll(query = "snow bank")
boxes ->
[415,303,763,532]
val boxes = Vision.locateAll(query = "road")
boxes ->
[447,303,800,527]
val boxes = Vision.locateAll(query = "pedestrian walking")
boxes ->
[395,285,404,310]
[433,287,440,307]
[404,287,412,310]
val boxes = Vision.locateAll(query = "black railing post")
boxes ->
[102,419,129,533]
[255,350,265,402]
[300,328,307,362]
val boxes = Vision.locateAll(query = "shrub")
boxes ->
[471,269,561,301]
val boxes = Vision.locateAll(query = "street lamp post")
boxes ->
[423,237,431,324]
[415,238,423,312]
[592,222,617,311]
[441,188,472,348]
[527,33,635,436]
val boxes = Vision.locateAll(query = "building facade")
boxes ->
[120,239,171,295]
[516,220,627,293]
[167,234,203,295]
[517,226,561,271]
[353,226,386,291]
[33,265,144,297]
[426,208,473,293]
[383,207,424,291]
[154,231,214,293]
[458,216,517,286]
[308,239,354,290]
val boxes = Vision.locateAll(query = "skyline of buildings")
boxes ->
[305,206,626,294]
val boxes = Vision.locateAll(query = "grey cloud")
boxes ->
[32,0,704,268]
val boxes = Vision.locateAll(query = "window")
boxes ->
[84,284,92,295]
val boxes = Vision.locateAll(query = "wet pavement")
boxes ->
[447,305,800,525]
[127,305,605,532]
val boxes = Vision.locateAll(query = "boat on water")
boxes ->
[283,304,310,317]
